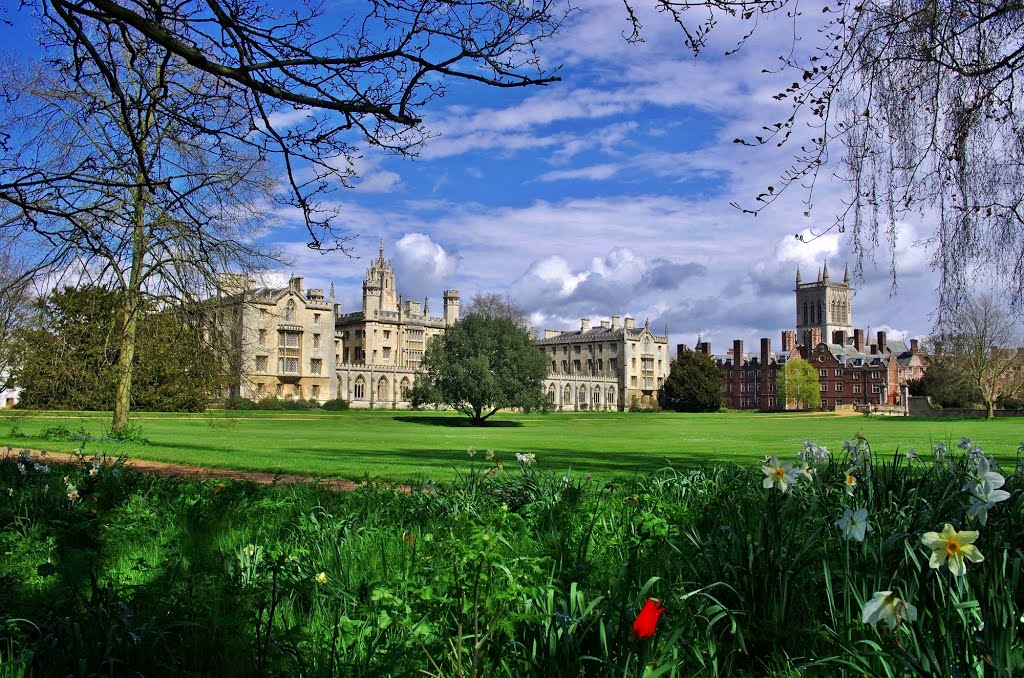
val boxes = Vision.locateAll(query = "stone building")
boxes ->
[796,263,852,349]
[536,317,670,411]
[221,275,338,403]
[335,245,459,408]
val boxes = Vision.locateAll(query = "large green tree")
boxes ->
[410,315,548,425]
[777,357,821,411]
[660,348,724,412]
[13,286,216,412]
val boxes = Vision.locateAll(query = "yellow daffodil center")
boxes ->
[846,475,855,485]
[945,540,961,557]
[773,468,786,480]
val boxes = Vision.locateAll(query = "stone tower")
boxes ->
[795,262,853,348]
[443,290,460,326]
[362,242,398,315]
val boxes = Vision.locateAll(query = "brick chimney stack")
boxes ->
[781,330,797,353]
[854,329,865,352]
[733,339,744,367]
[760,338,771,411]
[877,330,888,355]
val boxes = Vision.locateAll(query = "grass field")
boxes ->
[1,408,1022,481]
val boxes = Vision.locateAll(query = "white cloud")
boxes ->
[393,233,459,299]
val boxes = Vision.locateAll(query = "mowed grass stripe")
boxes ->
[1,409,1020,482]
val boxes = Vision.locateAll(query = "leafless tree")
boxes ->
[638,0,1024,321]
[464,292,533,334]
[939,295,1024,419]
[0,254,32,391]
[1,37,278,430]
[20,0,568,250]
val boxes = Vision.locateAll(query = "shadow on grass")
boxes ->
[392,416,523,428]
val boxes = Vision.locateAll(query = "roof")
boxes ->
[535,325,668,345]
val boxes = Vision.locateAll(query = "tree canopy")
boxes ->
[660,347,724,412]
[777,357,820,411]
[650,0,1024,318]
[463,292,533,334]
[13,286,217,412]
[410,315,548,424]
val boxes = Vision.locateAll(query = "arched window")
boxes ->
[353,376,365,400]
[377,376,389,401]
[578,385,587,403]
[285,299,296,322]
[562,385,571,405]
[548,385,556,403]
[593,386,601,406]
[400,377,411,399]
[607,386,616,407]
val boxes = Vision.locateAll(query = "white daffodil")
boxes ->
[466,447,477,457]
[933,442,947,465]
[761,456,796,492]
[905,447,919,462]
[792,462,815,482]
[921,524,985,576]
[514,452,536,466]
[862,591,918,630]
[967,479,1012,526]
[836,508,872,542]
[962,456,1005,493]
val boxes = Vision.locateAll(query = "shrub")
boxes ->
[255,397,285,410]
[320,398,350,411]
[223,396,258,410]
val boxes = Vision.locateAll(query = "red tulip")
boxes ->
[631,598,664,639]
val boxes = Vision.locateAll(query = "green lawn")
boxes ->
[2,408,1021,482]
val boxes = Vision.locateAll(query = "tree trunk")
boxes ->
[112,187,148,432]
[986,399,995,420]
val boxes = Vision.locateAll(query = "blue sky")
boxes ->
[5,1,941,352]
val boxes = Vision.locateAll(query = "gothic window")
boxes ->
[593,386,601,405]
[818,301,823,323]
[400,377,411,398]
[548,385,556,403]
[607,386,616,406]
[285,300,296,322]
[802,302,808,325]
[354,377,365,400]
[578,385,587,403]
[562,385,571,405]
[377,377,389,401]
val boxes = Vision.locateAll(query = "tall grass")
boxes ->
[0,436,1021,675]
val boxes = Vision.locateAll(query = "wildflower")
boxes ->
[862,591,918,630]
[466,446,477,458]
[561,475,571,487]
[67,487,79,502]
[514,452,536,466]
[16,462,25,475]
[761,456,796,492]
[921,524,984,576]
[42,484,48,493]
[793,462,815,482]
[933,441,947,464]
[6,488,12,497]
[836,508,872,542]
[966,480,1011,526]
[484,449,494,461]
[213,483,225,494]
[33,463,48,473]
[963,456,1004,494]
[244,543,257,557]
[800,439,830,465]
[88,468,98,477]
[958,437,973,451]
[632,598,665,639]
[905,447,919,462]
[500,503,509,512]
[844,469,858,496]
[315,571,328,584]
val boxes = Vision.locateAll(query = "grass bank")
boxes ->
[1,409,1021,482]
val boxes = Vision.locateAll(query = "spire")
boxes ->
[423,296,429,315]
[843,263,850,284]
[329,281,335,299]
[817,266,822,283]
[822,260,829,281]
[377,239,385,264]
[795,266,802,284]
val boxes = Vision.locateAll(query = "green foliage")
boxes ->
[1,437,1021,675]
[411,315,548,424]
[908,360,984,408]
[660,348,724,412]
[12,286,217,412]
[778,357,821,410]
[320,398,350,411]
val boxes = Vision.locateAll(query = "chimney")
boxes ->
[333,303,341,318]
[600,320,609,328]
[870,344,878,355]
[733,339,744,366]
[544,329,561,339]
[624,316,635,330]
[809,327,822,348]
[696,341,711,355]
[781,330,796,353]
[760,337,770,366]
[832,330,847,345]
[854,329,865,352]
[290,276,304,293]
[581,318,590,331]
[611,315,621,330]
[760,338,771,410]
[910,338,919,352]
[877,330,887,355]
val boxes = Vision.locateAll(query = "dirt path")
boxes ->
[4,448,383,493]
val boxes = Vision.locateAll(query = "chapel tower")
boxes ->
[795,262,853,348]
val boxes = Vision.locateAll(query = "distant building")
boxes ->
[702,264,926,410]
[537,317,670,411]
[1,370,18,408]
